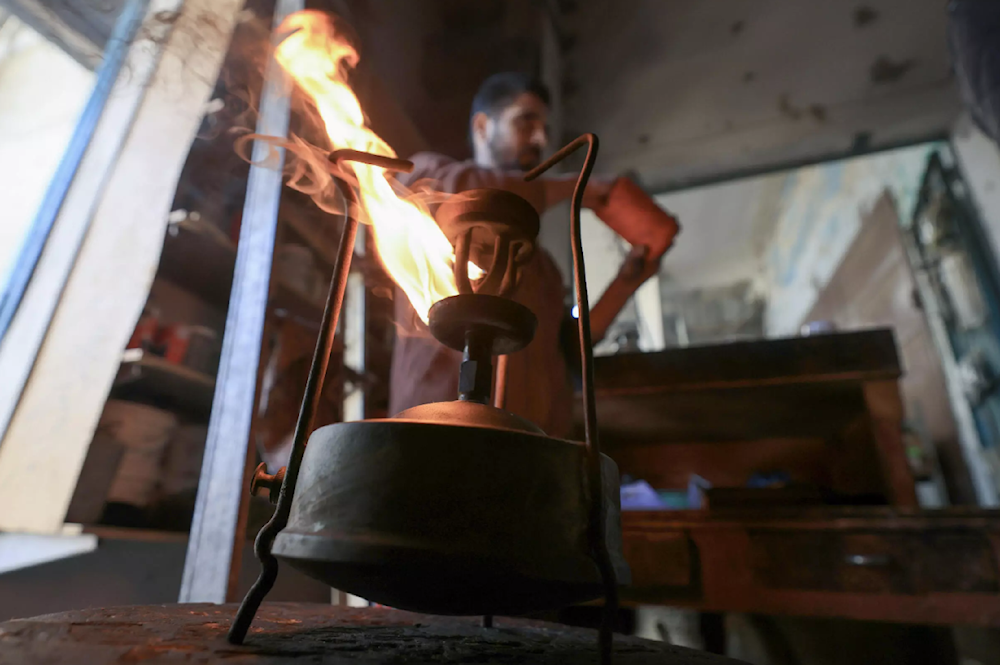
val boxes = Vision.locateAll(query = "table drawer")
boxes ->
[622,530,696,589]
[750,528,999,594]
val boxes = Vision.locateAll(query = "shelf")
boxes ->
[158,217,237,309]
[112,351,216,419]
[79,525,189,544]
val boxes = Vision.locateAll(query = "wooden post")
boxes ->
[179,0,303,603]
[863,379,919,507]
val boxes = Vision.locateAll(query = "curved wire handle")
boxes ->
[228,149,413,644]
[525,134,618,665]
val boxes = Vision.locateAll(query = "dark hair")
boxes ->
[470,72,550,138]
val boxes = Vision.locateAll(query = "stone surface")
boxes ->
[0,603,745,664]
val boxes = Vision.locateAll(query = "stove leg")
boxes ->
[228,527,280,644]
[227,150,413,644]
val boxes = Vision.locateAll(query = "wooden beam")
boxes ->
[0,0,241,533]
[592,328,902,396]
[863,379,919,508]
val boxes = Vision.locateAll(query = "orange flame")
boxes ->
[274,10,468,323]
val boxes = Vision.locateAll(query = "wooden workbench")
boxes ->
[592,329,1000,625]
[622,508,1000,626]
[0,603,746,664]
[591,329,916,506]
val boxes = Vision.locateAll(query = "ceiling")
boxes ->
[18,0,962,189]
[559,0,960,189]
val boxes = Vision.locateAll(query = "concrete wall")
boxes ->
[0,15,94,290]
[564,0,959,189]
[952,114,1000,266]
[763,143,941,336]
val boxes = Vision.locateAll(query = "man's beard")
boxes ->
[517,146,543,171]
[492,144,542,172]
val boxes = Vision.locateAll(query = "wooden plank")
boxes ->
[620,508,1000,530]
[593,380,868,444]
[179,0,301,604]
[0,0,240,534]
[592,329,901,396]
[621,511,1000,625]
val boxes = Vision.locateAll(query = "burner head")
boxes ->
[436,188,539,297]
[435,188,540,254]
[428,293,536,355]
[271,405,630,616]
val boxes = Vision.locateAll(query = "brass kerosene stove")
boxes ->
[230,136,629,663]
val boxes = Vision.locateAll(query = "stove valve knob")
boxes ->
[250,463,286,505]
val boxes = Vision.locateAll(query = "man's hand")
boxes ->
[615,244,662,287]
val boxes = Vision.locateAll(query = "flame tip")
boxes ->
[276,10,473,324]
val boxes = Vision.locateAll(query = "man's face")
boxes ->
[479,92,549,171]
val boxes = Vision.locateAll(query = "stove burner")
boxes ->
[230,137,625,665]
[436,187,539,297]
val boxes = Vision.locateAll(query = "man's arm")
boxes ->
[401,153,611,214]
[589,245,661,345]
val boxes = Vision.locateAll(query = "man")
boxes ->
[390,72,669,438]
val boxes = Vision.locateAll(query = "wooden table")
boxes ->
[0,603,746,664]
[622,508,1000,626]
[589,330,1000,625]
[590,329,917,507]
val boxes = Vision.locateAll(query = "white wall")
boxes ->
[654,175,784,294]
[951,114,1000,265]
[763,143,940,336]
[0,16,95,288]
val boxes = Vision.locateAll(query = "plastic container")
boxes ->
[593,177,680,259]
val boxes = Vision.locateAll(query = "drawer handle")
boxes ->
[844,554,891,567]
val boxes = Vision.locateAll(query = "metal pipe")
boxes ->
[181,0,300,603]
[458,328,493,404]
[525,134,618,665]
[228,150,412,644]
